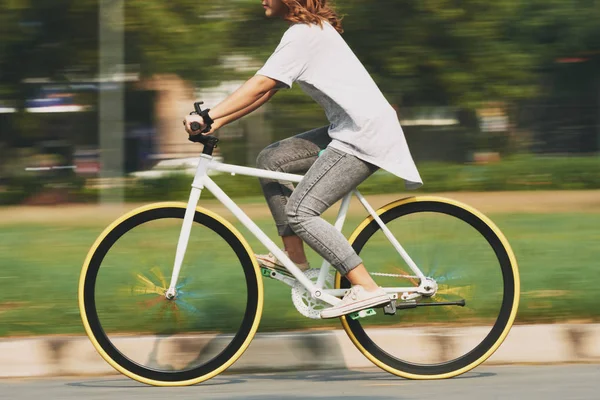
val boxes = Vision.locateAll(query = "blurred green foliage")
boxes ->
[2,155,598,205]
[98,155,600,201]
[231,0,600,107]
[0,0,598,191]
[1,0,598,106]
[0,0,238,98]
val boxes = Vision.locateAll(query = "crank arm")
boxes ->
[260,267,296,288]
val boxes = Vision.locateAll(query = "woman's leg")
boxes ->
[285,147,389,317]
[285,146,377,277]
[256,126,331,264]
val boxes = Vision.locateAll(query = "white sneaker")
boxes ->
[255,250,310,278]
[320,285,390,319]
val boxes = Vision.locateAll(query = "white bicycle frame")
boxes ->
[165,153,430,307]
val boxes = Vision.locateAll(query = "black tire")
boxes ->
[336,196,520,379]
[79,203,263,386]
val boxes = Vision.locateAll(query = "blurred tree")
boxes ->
[1,0,598,153]
[0,0,242,158]
[0,0,238,100]
[229,0,540,109]
[509,0,599,62]
[507,0,600,152]
[226,0,542,153]
[347,0,543,108]
[229,0,600,154]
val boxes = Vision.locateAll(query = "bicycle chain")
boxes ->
[370,272,419,279]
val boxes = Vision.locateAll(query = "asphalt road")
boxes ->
[1,365,598,400]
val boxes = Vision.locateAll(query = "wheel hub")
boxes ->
[420,277,438,297]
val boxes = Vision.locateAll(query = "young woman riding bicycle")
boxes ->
[184,0,423,319]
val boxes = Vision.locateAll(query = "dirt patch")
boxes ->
[429,191,600,214]
[0,190,598,226]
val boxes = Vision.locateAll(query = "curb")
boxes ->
[0,324,599,378]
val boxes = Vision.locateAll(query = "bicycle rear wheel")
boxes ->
[336,196,519,379]
[79,202,263,386]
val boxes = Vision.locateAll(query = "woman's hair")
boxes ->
[281,0,343,33]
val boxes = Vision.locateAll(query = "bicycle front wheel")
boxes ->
[336,196,519,379]
[79,202,263,386]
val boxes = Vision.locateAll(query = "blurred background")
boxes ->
[1,0,599,202]
[0,0,599,341]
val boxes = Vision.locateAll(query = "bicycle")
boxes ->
[78,102,520,386]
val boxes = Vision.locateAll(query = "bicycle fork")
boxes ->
[165,155,212,300]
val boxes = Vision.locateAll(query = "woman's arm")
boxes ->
[212,88,278,130]
[210,75,278,120]
[185,75,279,134]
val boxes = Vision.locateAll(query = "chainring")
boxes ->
[291,268,335,319]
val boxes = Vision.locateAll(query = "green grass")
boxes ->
[0,211,599,337]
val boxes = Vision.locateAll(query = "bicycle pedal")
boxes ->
[349,308,377,320]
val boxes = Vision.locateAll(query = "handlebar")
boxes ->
[188,101,219,156]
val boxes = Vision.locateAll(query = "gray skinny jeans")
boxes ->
[256,126,378,275]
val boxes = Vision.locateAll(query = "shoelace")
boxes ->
[344,286,361,301]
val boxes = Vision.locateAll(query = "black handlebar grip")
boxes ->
[190,122,201,132]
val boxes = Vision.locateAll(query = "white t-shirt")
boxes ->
[256,22,423,189]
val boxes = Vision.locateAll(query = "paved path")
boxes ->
[1,365,598,400]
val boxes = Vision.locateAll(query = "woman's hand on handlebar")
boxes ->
[183,115,206,136]
[183,115,220,136]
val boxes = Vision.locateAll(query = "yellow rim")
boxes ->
[78,202,264,386]
[337,195,520,380]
